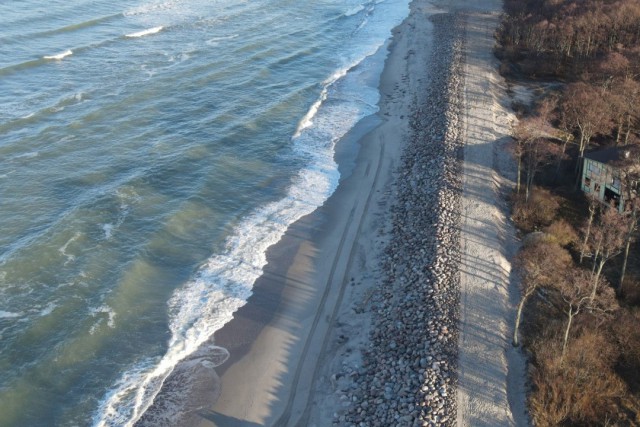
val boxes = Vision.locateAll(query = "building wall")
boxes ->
[582,158,605,199]
[582,158,625,211]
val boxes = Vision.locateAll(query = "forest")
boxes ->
[496,0,640,425]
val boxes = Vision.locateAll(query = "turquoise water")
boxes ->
[0,0,409,425]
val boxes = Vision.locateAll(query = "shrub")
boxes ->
[512,187,560,232]
[529,329,625,426]
[544,219,579,248]
[614,308,640,374]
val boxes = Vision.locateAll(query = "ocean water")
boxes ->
[0,0,410,425]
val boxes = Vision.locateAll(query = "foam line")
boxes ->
[43,50,73,60]
[125,27,163,38]
[345,5,365,16]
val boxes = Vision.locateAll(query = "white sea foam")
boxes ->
[205,34,238,47]
[59,232,82,266]
[293,67,350,138]
[0,310,22,319]
[293,94,326,138]
[91,305,117,329]
[43,49,73,60]
[103,224,114,240]
[39,302,58,317]
[167,52,190,64]
[89,320,103,335]
[345,5,365,17]
[13,151,39,160]
[125,26,163,38]
[93,0,410,424]
[46,92,88,114]
[356,17,369,32]
[140,65,156,78]
[94,55,382,427]
[105,200,130,241]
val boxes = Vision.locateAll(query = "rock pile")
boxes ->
[332,13,465,427]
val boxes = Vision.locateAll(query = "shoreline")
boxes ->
[146,0,530,426]
[190,1,427,424]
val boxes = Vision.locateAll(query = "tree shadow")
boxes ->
[456,9,530,427]
[199,411,263,427]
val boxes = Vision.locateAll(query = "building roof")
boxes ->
[584,145,640,166]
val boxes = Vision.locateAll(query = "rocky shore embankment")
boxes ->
[332,13,466,427]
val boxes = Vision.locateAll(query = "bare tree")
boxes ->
[617,79,640,146]
[513,241,573,346]
[561,83,612,174]
[556,269,593,363]
[614,154,640,291]
[619,203,638,293]
[579,195,599,263]
[554,269,616,363]
[513,115,559,202]
[598,52,631,85]
[604,77,640,146]
[511,130,525,195]
[556,109,576,178]
[524,139,561,202]
[513,118,542,197]
[587,206,630,302]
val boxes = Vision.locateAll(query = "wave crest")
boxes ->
[125,27,163,38]
[43,50,73,60]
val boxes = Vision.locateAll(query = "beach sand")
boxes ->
[184,0,529,426]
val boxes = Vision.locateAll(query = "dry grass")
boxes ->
[544,219,579,248]
[512,187,560,232]
[512,190,640,425]
[529,326,627,426]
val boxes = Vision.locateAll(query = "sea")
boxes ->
[0,0,410,425]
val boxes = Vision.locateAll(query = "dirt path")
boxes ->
[456,7,529,427]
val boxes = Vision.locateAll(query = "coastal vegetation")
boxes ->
[496,0,640,424]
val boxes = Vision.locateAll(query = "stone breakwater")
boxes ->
[333,13,465,427]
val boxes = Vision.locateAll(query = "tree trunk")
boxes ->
[575,159,584,189]
[616,116,623,145]
[591,232,603,274]
[516,157,521,194]
[555,138,570,180]
[624,114,632,145]
[513,287,535,347]
[580,128,592,161]
[525,164,535,203]
[575,134,585,174]
[579,204,596,263]
[620,236,632,295]
[575,129,592,185]
[580,132,588,157]
[619,208,637,294]
[574,127,587,174]
[591,258,605,302]
[561,308,575,364]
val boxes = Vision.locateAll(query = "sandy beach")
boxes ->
[183,0,529,426]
